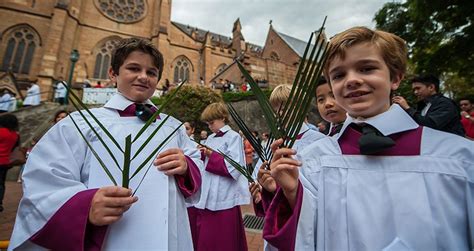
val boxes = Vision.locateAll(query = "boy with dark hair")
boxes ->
[264,27,474,250]
[392,74,465,136]
[9,38,203,250]
[315,76,346,136]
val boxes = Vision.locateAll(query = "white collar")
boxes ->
[218,124,231,133]
[103,93,155,111]
[335,104,419,140]
[299,123,309,134]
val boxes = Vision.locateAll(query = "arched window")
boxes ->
[1,26,40,74]
[270,51,280,61]
[173,56,192,83]
[93,39,119,79]
[215,63,227,75]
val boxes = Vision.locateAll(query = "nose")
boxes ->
[137,70,148,82]
[345,71,362,89]
[324,97,335,109]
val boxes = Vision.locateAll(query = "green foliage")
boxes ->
[374,0,474,82]
[222,89,272,102]
[442,73,474,101]
[152,85,222,134]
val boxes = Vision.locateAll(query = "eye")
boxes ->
[317,97,325,104]
[147,70,158,77]
[127,66,140,72]
[360,66,376,73]
[330,72,344,81]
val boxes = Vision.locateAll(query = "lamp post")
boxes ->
[65,49,80,105]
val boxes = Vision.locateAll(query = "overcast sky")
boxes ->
[171,0,399,46]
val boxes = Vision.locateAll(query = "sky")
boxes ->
[171,0,400,46]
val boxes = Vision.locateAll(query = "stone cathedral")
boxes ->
[0,0,326,98]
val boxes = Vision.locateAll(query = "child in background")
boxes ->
[188,102,250,251]
[315,76,347,136]
[264,27,474,250]
[9,38,202,250]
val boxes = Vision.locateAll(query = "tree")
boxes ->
[152,85,222,135]
[374,0,474,99]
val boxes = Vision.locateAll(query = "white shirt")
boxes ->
[191,125,251,210]
[9,93,203,251]
[23,84,40,106]
[292,104,474,250]
[0,92,12,111]
[54,81,67,99]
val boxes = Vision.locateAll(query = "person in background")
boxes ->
[392,74,465,136]
[0,89,12,113]
[188,102,249,251]
[315,76,347,136]
[184,121,195,140]
[0,114,20,212]
[304,116,318,131]
[459,97,474,139]
[23,82,41,107]
[53,110,68,124]
[54,78,67,105]
[317,121,328,134]
[8,92,17,112]
[260,132,269,148]
[200,130,208,145]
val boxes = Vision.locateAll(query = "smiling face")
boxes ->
[315,83,347,124]
[328,42,402,118]
[109,50,160,103]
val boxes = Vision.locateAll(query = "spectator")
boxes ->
[392,74,465,136]
[200,130,208,145]
[317,121,328,134]
[241,130,254,170]
[53,110,68,124]
[23,82,41,107]
[199,77,205,86]
[241,83,248,92]
[0,114,20,212]
[0,89,12,113]
[460,97,474,139]
[260,132,269,148]
[184,121,195,140]
[83,79,92,88]
[223,80,230,92]
[54,78,67,105]
[8,92,17,112]
[95,81,103,88]
[304,116,318,131]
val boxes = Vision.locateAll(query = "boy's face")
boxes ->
[315,83,347,124]
[109,50,160,103]
[184,122,194,136]
[206,119,226,134]
[460,100,472,112]
[412,82,435,101]
[328,42,402,118]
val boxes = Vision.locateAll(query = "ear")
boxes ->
[108,67,117,83]
[390,73,404,91]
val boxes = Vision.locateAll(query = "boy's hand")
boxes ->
[269,139,301,208]
[257,162,277,193]
[89,186,138,226]
[249,182,262,203]
[198,145,212,157]
[392,96,410,110]
[154,148,188,176]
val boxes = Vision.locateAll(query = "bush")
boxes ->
[151,85,222,136]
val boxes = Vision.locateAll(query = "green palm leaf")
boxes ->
[69,113,118,186]
[132,114,172,160]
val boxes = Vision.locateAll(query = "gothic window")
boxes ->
[270,51,280,61]
[215,63,227,75]
[173,57,191,83]
[95,0,147,23]
[93,39,120,79]
[1,27,39,74]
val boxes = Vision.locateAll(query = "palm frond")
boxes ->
[194,140,254,182]
[132,114,172,160]
[122,135,132,188]
[69,113,118,186]
[62,82,124,153]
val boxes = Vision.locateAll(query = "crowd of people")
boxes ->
[1,27,473,251]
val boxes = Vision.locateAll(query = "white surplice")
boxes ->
[292,104,474,250]
[22,84,40,106]
[9,93,202,251]
[191,125,250,211]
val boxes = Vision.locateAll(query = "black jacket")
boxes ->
[405,93,465,136]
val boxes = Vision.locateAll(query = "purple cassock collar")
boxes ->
[104,93,160,120]
[336,104,422,156]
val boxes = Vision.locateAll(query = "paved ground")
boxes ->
[0,181,264,250]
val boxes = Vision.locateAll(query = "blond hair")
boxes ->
[269,84,292,111]
[201,102,229,123]
[324,27,407,81]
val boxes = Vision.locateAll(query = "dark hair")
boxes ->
[317,76,328,86]
[111,38,164,81]
[0,114,19,131]
[53,110,68,121]
[459,97,473,103]
[410,74,440,92]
